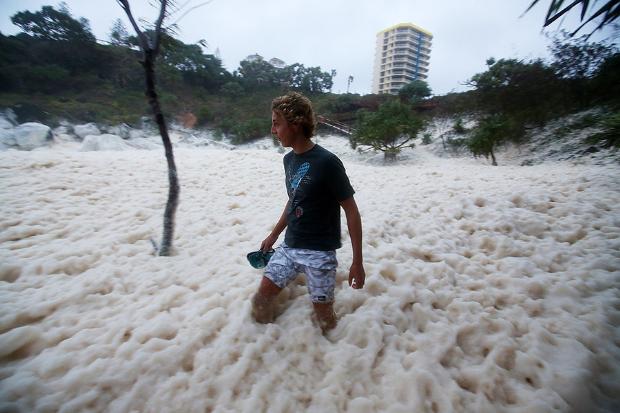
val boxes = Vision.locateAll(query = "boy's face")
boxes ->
[271,110,299,147]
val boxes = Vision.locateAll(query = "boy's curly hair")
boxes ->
[271,92,316,138]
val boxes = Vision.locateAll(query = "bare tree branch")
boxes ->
[173,0,214,25]
[169,0,192,16]
[153,0,168,54]
[115,0,181,257]
[117,0,149,52]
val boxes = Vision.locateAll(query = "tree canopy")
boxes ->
[467,115,519,166]
[549,31,617,79]
[468,57,560,124]
[11,5,96,43]
[352,100,424,161]
[235,56,333,93]
[2,4,334,101]
[398,80,432,104]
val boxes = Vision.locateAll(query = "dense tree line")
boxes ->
[0,4,334,134]
[460,32,619,163]
[1,5,618,153]
[0,5,335,96]
[0,6,229,96]
[234,56,333,93]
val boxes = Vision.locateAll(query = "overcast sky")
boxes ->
[1,0,617,95]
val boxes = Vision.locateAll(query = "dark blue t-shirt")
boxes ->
[283,144,355,251]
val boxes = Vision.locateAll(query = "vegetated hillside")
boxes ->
[1,4,618,160]
[420,109,620,167]
[0,5,336,143]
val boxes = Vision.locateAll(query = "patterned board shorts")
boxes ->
[264,244,338,303]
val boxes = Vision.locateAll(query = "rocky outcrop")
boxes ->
[0,109,18,129]
[74,123,101,140]
[80,134,131,151]
[105,123,132,139]
[0,123,53,150]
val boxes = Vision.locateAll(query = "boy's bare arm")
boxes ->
[261,201,289,252]
[340,196,366,289]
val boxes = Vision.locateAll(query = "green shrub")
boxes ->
[586,111,620,148]
[159,92,179,112]
[447,136,468,148]
[467,114,521,165]
[325,94,359,113]
[3,64,71,93]
[555,112,601,140]
[422,133,432,145]
[398,80,431,104]
[569,113,599,130]
[453,118,467,134]
[220,81,244,97]
[352,100,424,161]
[229,118,271,144]
[217,118,236,135]
[11,102,49,123]
[197,106,210,125]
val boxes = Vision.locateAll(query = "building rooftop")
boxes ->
[377,22,433,38]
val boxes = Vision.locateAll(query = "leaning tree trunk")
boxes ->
[143,50,180,256]
[490,149,498,166]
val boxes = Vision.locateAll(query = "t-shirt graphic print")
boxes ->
[289,161,310,218]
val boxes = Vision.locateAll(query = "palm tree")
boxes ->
[526,0,619,36]
[347,75,354,93]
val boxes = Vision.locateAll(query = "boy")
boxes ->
[251,91,365,332]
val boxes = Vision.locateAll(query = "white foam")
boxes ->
[0,141,618,412]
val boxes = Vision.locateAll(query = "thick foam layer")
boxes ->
[0,140,618,412]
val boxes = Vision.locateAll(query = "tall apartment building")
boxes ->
[372,23,432,95]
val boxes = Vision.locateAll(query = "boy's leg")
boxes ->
[252,248,296,324]
[252,276,282,324]
[303,256,338,332]
[312,302,337,333]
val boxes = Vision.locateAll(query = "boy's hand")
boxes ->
[348,262,366,289]
[260,234,278,252]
